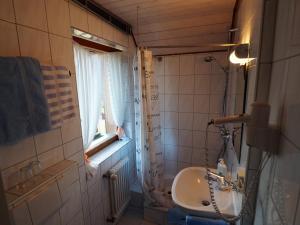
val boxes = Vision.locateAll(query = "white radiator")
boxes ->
[106,157,131,223]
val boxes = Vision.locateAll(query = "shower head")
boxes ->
[203,55,229,75]
[204,56,216,62]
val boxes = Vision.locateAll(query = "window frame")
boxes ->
[85,133,119,158]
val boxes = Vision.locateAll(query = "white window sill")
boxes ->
[88,137,131,166]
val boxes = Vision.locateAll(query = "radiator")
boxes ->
[106,157,131,223]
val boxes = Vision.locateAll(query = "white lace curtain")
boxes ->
[106,53,129,138]
[134,49,168,207]
[74,44,105,149]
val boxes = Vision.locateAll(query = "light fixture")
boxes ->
[229,43,255,65]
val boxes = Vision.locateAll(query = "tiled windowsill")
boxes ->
[88,137,132,166]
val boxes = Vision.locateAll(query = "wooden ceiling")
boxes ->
[95,0,237,55]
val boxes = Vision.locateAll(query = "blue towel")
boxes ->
[168,207,187,225]
[0,57,50,145]
[186,216,228,225]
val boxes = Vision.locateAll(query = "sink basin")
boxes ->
[171,167,242,218]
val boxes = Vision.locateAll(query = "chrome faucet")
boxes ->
[206,171,230,191]
[207,171,225,184]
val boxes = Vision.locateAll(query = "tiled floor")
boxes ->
[117,207,158,225]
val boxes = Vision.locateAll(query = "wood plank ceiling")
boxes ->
[95,0,237,55]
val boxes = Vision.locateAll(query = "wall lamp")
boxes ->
[229,44,255,65]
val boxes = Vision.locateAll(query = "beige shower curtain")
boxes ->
[134,48,168,207]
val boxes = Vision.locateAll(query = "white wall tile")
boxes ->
[34,128,62,154]
[179,113,193,130]
[164,145,178,161]
[0,137,36,169]
[10,202,32,225]
[271,137,300,225]
[14,0,48,31]
[164,112,178,129]
[81,191,90,224]
[295,202,300,225]
[69,3,88,32]
[27,182,61,225]
[180,54,195,75]
[192,131,206,148]
[49,34,75,73]
[209,94,223,114]
[165,76,179,94]
[164,55,179,75]
[195,75,210,94]
[43,212,61,225]
[210,75,226,94]
[178,162,190,172]
[191,149,205,165]
[282,55,300,148]
[157,76,165,94]
[61,117,82,143]
[165,160,177,176]
[58,166,79,191]
[37,146,64,169]
[1,156,37,190]
[195,54,212,75]
[178,147,192,163]
[178,130,193,147]
[78,165,87,193]
[0,0,15,22]
[165,94,178,112]
[102,22,114,42]
[0,20,19,56]
[164,129,178,145]
[87,13,103,38]
[154,57,164,75]
[207,132,223,150]
[178,95,193,112]
[179,76,194,94]
[67,211,84,225]
[268,60,288,125]
[68,151,84,167]
[265,198,282,225]
[45,0,71,38]
[211,52,228,74]
[193,113,209,131]
[87,181,101,209]
[63,137,83,158]
[60,181,82,225]
[17,25,52,64]
[272,0,291,61]
[90,204,104,225]
[193,95,209,113]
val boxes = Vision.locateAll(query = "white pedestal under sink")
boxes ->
[171,167,242,219]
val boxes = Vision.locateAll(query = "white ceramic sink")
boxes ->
[171,167,242,218]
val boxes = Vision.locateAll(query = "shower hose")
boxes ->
[204,123,271,223]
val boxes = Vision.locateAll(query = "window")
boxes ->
[94,105,106,140]
[73,29,129,156]
[73,43,118,155]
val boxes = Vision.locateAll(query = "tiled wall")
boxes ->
[253,0,300,224]
[153,52,229,177]
[0,1,136,225]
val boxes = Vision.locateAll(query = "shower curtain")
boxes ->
[134,49,167,207]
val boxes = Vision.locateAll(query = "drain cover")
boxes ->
[201,200,210,206]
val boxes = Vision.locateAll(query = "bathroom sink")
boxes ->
[171,167,242,218]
